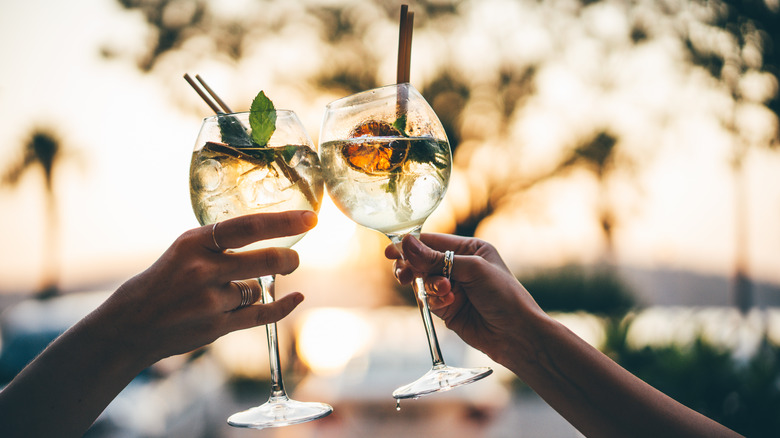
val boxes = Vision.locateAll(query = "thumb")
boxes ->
[402,235,446,274]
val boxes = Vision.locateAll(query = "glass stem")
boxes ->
[413,276,446,368]
[389,227,446,369]
[259,275,288,400]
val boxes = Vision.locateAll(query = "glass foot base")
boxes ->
[392,365,493,399]
[227,397,333,429]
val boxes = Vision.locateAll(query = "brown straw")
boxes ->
[396,5,413,125]
[396,5,414,84]
[404,13,414,81]
[195,75,234,113]
[184,73,222,114]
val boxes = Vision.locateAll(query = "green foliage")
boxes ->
[520,265,636,317]
[605,327,780,438]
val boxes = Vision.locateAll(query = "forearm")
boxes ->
[504,314,742,438]
[0,307,152,438]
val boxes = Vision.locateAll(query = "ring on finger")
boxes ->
[212,223,225,252]
[231,280,253,310]
[442,250,454,280]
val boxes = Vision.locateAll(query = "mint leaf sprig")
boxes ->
[206,90,320,211]
[249,90,276,146]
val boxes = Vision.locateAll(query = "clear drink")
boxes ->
[189,108,331,429]
[190,141,323,250]
[320,136,450,235]
[319,83,492,401]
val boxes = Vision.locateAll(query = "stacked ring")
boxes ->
[442,250,454,279]
[231,280,253,310]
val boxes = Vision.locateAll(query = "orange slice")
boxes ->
[343,120,409,174]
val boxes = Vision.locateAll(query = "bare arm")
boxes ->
[508,310,738,438]
[388,234,742,438]
[0,211,316,437]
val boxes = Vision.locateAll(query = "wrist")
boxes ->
[497,308,559,376]
[78,299,158,373]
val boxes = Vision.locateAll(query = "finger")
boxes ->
[226,279,261,312]
[384,242,403,260]
[403,235,486,285]
[428,291,455,310]
[393,259,415,285]
[209,211,317,251]
[427,276,451,296]
[401,234,448,276]
[229,292,304,330]
[216,247,300,282]
[418,233,470,253]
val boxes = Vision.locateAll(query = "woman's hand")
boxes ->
[388,234,743,438]
[385,233,545,366]
[0,210,319,438]
[99,210,317,365]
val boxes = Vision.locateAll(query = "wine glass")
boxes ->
[318,83,492,400]
[189,110,332,428]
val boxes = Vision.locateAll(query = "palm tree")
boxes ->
[1,128,66,299]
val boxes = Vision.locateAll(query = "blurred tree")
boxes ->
[606,328,780,438]
[678,0,780,312]
[104,0,779,284]
[1,129,67,299]
[520,263,635,316]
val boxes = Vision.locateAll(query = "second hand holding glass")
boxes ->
[319,83,492,400]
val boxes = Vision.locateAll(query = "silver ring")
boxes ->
[442,250,454,279]
[212,223,225,252]
[231,280,253,310]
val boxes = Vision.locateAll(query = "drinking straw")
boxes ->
[183,73,222,114]
[196,74,234,114]
[396,5,414,126]
[396,5,414,84]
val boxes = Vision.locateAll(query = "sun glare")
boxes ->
[295,308,373,376]
[294,195,358,269]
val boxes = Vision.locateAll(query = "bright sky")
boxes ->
[0,0,369,294]
[0,0,779,296]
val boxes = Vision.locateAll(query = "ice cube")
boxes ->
[408,174,443,214]
[192,158,224,193]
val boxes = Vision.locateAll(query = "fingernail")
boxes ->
[301,211,317,227]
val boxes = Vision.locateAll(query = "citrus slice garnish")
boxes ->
[343,120,409,174]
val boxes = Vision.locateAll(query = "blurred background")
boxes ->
[0,0,779,436]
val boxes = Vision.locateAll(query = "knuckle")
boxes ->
[200,288,223,309]
[181,258,213,283]
[465,236,493,254]
[178,228,200,244]
[169,230,195,255]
